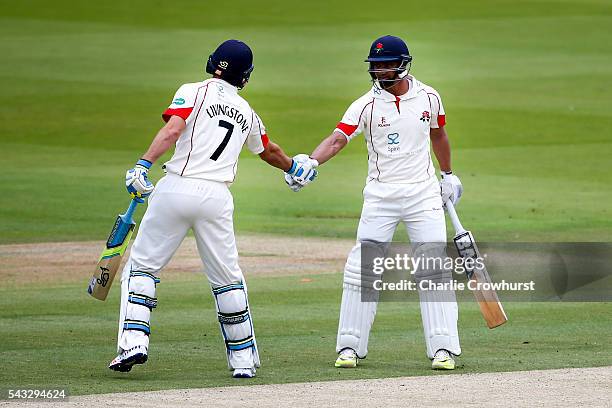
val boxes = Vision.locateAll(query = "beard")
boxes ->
[376,74,402,90]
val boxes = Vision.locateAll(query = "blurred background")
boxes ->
[1,0,611,243]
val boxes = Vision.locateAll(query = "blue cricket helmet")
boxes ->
[365,35,412,63]
[365,35,413,89]
[206,40,254,89]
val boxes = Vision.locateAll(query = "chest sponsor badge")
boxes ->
[387,133,400,153]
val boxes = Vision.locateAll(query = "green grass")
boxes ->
[1,0,611,243]
[0,273,610,395]
[0,0,611,397]
[1,141,610,243]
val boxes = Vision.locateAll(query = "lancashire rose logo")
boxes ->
[420,111,430,122]
[375,42,384,53]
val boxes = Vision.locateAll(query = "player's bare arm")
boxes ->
[261,141,318,191]
[310,130,348,165]
[124,116,186,201]
[430,125,463,205]
[281,130,346,193]
[258,141,293,171]
[141,116,186,164]
[429,126,452,173]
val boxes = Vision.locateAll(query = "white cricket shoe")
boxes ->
[432,349,455,370]
[108,345,148,372]
[335,348,358,368]
[232,368,256,378]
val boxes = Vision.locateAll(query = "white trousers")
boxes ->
[117,174,259,369]
[337,176,461,358]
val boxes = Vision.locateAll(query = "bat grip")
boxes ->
[122,198,140,224]
[445,201,466,234]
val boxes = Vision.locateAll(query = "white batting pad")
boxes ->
[117,262,159,352]
[213,283,260,369]
[418,291,461,358]
[336,243,382,358]
[412,242,461,358]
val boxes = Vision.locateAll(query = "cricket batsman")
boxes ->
[109,39,317,378]
[288,35,464,369]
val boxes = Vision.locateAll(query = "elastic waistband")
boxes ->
[158,173,229,194]
[366,173,437,187]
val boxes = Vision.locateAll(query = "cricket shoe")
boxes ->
[334,348,358,368]
[232,368,256,378]
[431,349,455,370]
[109,345,148,372]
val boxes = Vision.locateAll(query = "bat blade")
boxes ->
[88,203,138,301]
[454,230,508,329]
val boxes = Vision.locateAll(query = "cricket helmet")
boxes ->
[365,35,412,89]
[206,39,254,89]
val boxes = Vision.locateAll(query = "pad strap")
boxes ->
[212,282,244,295]
[128,292,158,310]
[123,319,151,335]
[130,270,160,285]
[226,336,255,351]
[218,309,249,324]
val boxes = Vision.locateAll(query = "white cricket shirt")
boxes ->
[335,75,446,184]
[161,78,268,183]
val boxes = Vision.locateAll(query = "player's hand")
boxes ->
[126,159,154,202]
[286,154,318,188]
[284,155,310,192]
[285,173,303,192]
[440,172,463,206]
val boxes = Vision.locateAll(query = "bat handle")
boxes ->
[122,198,140,224]
[444,201,466,235]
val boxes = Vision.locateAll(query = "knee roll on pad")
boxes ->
[213,283,256,353]
[344,240,389,288]
[412,242,452,284]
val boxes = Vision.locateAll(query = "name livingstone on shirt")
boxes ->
[206,103,249,133]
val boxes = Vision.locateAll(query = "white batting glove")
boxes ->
[292,154,319,186]
[440,171,463,206]
[285,173,303,192]
[284,154,308,192]
[286,154,318,190]
[126,159,155,202]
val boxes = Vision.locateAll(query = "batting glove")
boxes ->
[284,173,303,192]
[440,171,463,206]
[285,156,308,192]
[286,154,318,187]
[126,159,154,202]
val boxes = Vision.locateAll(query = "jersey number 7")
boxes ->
[210,120,234,161]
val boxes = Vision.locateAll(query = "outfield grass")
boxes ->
[0,273,610,395]
[0,0,611,397]
[2,141,609,243]
[1,0,611,243]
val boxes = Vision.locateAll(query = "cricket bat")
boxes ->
[87,198,140,301]
[445,201,508,329]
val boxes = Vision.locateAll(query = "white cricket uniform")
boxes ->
[117,78,268,370]
[335,75,461,359]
